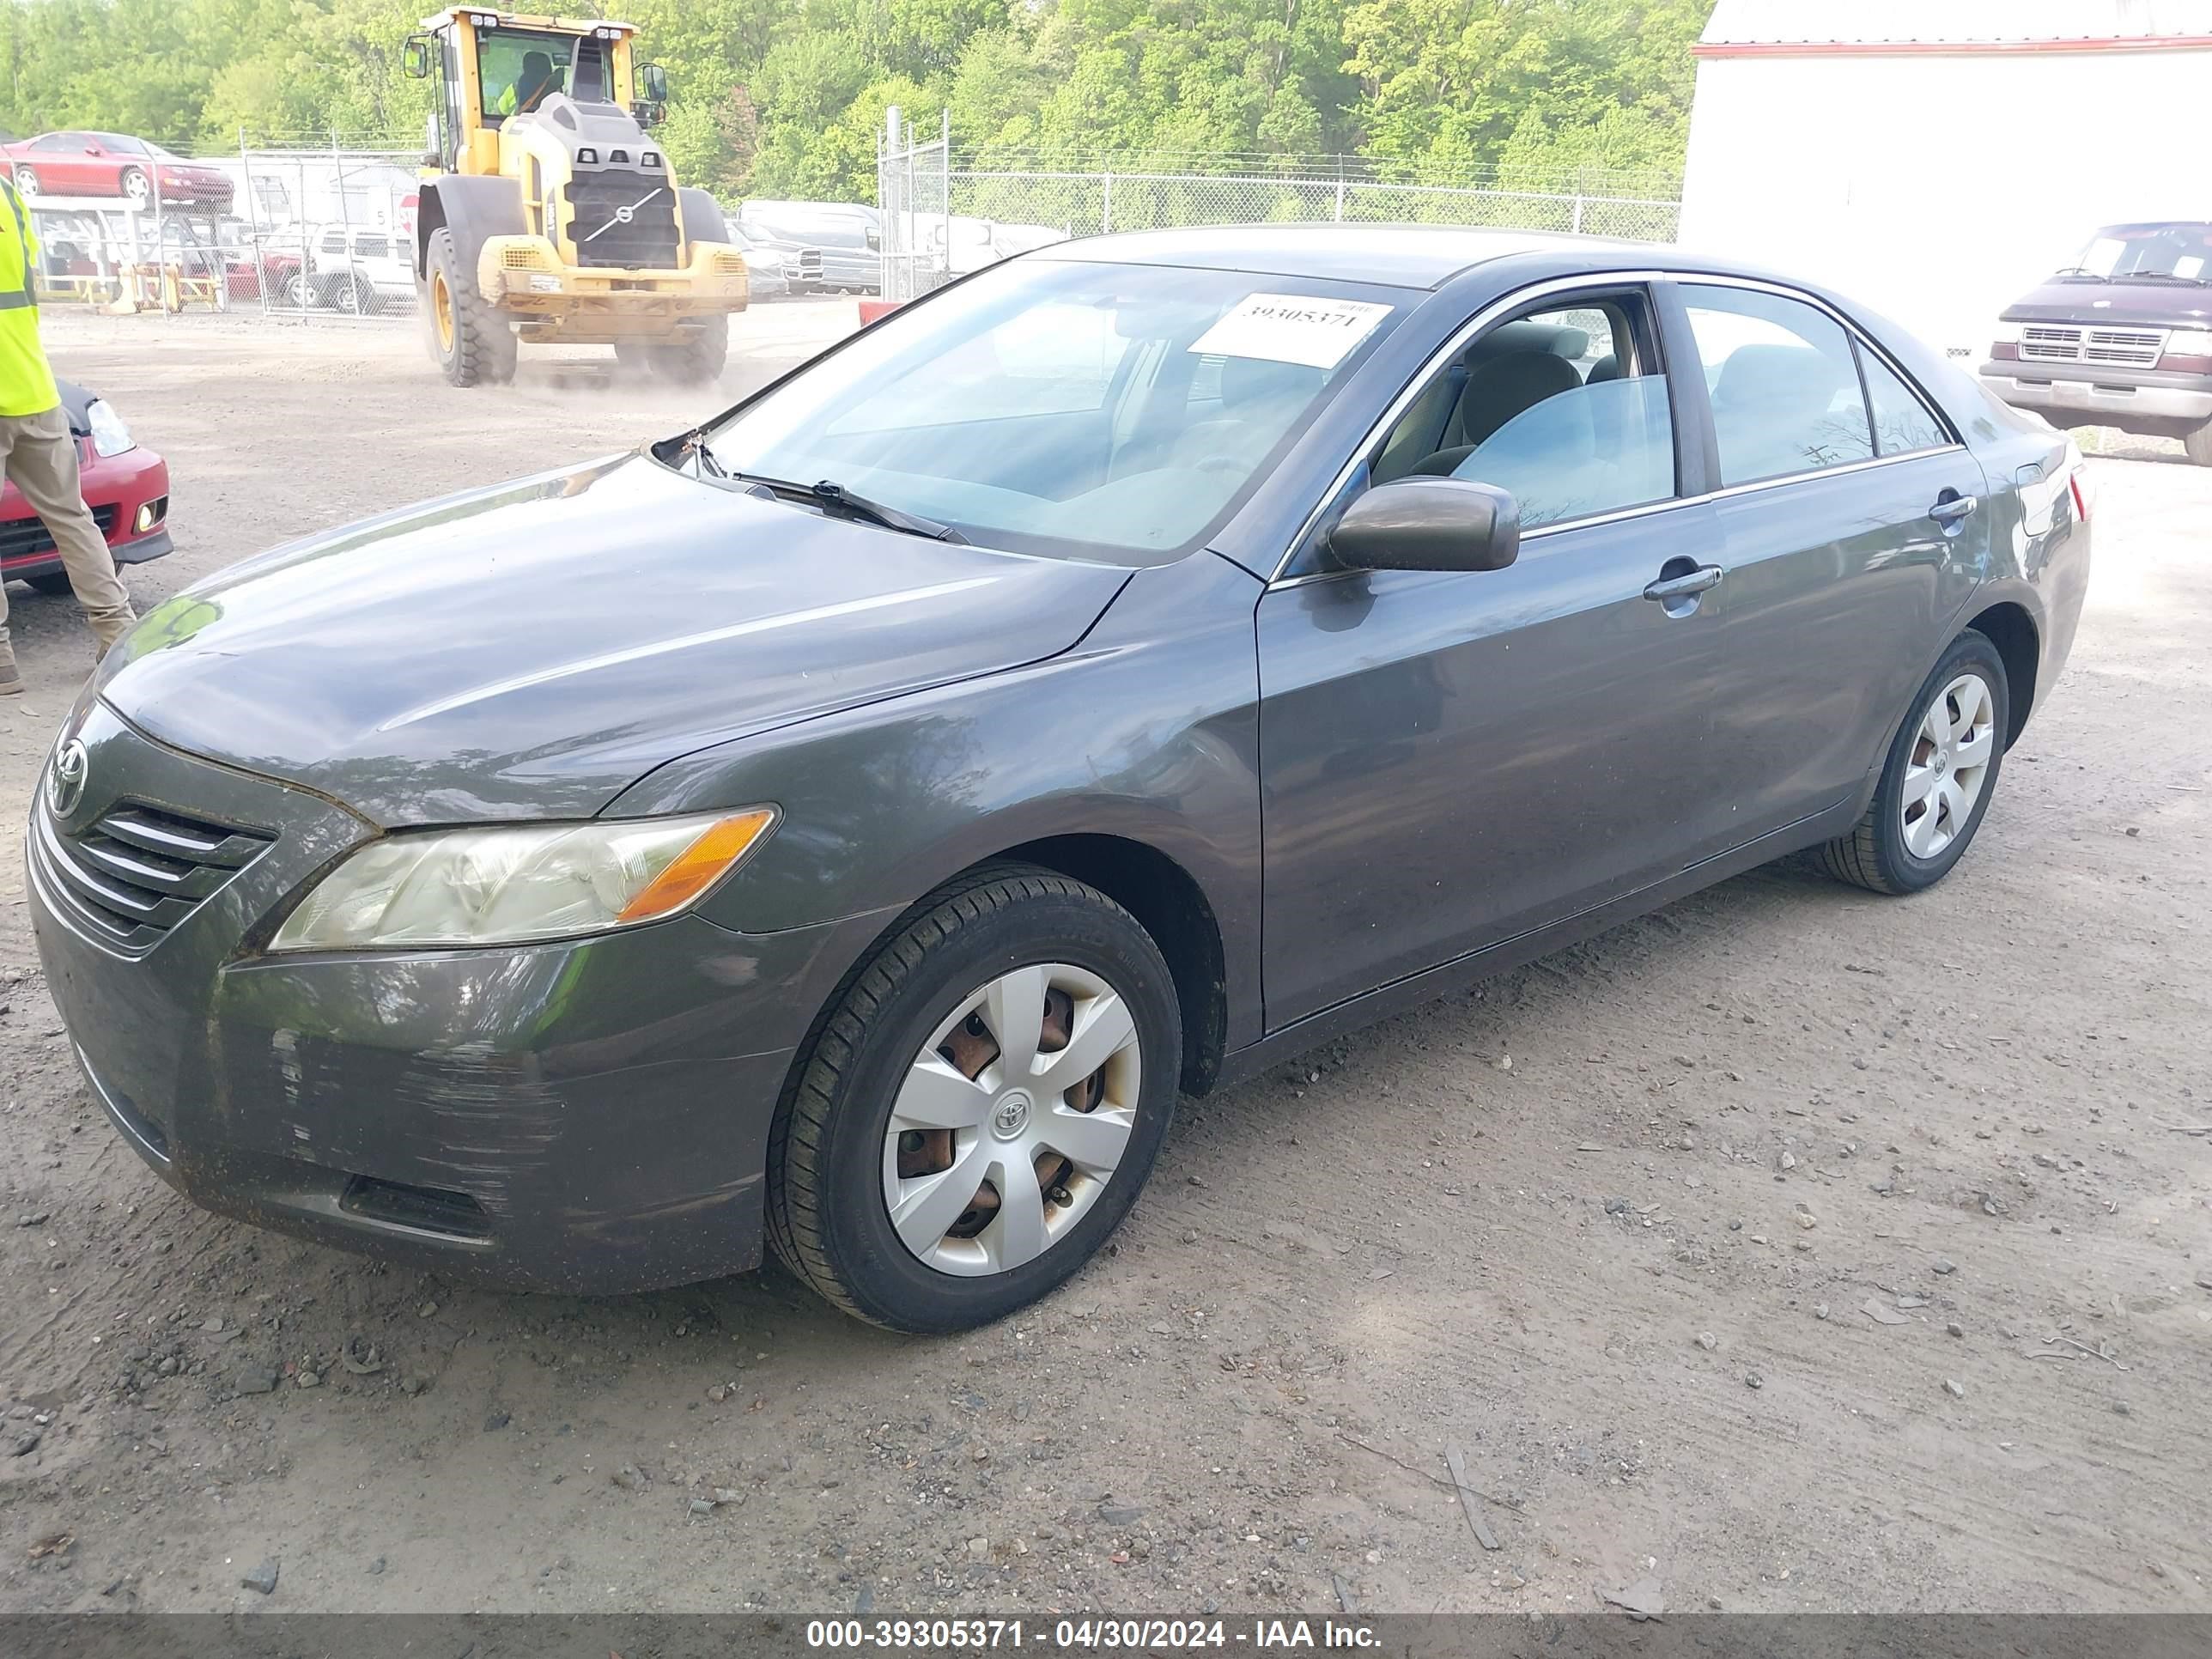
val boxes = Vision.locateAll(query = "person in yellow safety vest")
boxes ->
[0,176,137,696]
[495,51,559,118]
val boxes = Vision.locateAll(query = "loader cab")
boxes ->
[404,10,659,176]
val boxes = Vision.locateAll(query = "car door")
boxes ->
[1255,282,1737,1030]
[31,134,89,194]
[1670,280,1989,842]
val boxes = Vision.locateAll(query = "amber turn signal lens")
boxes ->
[617,808,778,923]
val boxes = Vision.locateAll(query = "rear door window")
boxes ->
[1680,284,1874,486]
[1857,348,1950,457]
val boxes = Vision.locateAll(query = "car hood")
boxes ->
[2003,278,2212,329]
[98,453,1132,825]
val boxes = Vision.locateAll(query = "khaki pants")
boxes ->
[0,404,138,659]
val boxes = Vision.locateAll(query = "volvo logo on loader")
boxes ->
[401,8,748,388]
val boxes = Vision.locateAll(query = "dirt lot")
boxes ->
[1,311,2209,1619]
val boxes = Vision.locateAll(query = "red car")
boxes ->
[0,380,171,596]
[5,132,234,212]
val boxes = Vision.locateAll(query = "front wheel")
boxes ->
[643,315,728,386]
[120,167,150,208]
[2185,422,2212,467]
[768,866,1182,1333]
[12,166,38,198]
[421,228,516,386]
[1819,629,2009,895]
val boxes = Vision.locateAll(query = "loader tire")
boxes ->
[646,314,729,387]
[422,228,516,387]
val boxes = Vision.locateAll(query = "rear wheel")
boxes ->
[1819,630,2009,896]
[2185,422,2212,467]
[422,228,515,387]
[643,315,728,386]
[768,865,1181,1334]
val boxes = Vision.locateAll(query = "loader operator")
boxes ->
[496,51,561,118]
[0,175,137,696]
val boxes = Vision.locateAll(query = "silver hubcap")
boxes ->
[1902,672,1996,860]
[883,963,1140,1278]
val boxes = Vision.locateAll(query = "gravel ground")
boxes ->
[1,310,2209,1618]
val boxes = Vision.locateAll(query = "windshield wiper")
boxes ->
[2117,270,2211,285]
[669,433,964,542]
[2050,267,2108,281]
[729,469,964,543]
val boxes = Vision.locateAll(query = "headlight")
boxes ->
[270,808,776,952]
[2166,327,2212,358]
[85,398,134,457]
[1990,319,2023,346]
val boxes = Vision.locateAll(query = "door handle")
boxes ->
[1929,493,1978,526]
[1643,564,1724,603]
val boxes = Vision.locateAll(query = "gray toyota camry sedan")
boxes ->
[27,227,2091,1333]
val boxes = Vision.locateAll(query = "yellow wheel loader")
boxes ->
[401,9,748,386]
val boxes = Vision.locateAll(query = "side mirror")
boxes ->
[403,35,434,79]
[1327,477,1521,574]
[637,62,670,103]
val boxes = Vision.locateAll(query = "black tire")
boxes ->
[1819,629,2010,896]
[768,864,1182,1334]
[422,227,516,387]
[12,165,39,198]
[26,571,76,597]
[2185,422,2212,467]
[119,167,149,208]
[331,273,364,315]
[645,315,728,386]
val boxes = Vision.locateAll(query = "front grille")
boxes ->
[33,799,272,955]
[2020,325,2166,368]
[793,249,823,280]
[563,170,679,270]
[1,504,118,565]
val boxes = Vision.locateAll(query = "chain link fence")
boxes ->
[18,135,427,322]
[229,145,423,320]
[880,119,1682,300]
[951,170,1681,244]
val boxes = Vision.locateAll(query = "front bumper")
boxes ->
[26,702,886,1294]
[1978,364,2212,435]
[0,442,172,584]
[474,236,750,338]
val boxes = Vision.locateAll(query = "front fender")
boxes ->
[415,176,526,281]
[604,550,1268,1051]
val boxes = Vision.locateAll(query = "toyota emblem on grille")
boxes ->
[46,739,88,822]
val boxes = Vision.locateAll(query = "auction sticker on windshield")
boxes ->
[1189,293,1395,368]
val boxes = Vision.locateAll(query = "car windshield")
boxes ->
[2063,225,2212,282]
[699,258,1402,563]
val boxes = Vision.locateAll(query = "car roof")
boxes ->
[2092,220,2212,235]
[1030,223,1663,289]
